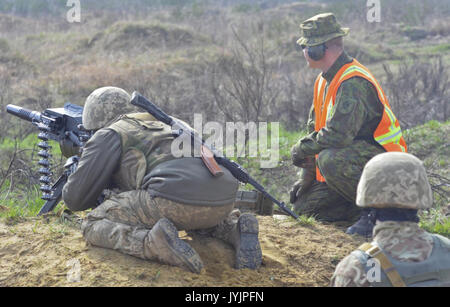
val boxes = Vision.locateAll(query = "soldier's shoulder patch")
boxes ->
[336,79,365,114]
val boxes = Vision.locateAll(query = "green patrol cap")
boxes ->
[297,12,349,47]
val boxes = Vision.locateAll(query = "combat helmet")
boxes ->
[356,152,433,210]
[82,87,134,130]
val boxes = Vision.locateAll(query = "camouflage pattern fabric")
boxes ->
[107,113,177,190]
[330,221,435,287]
[357,152,433,209]
[290,52,386,222]
[82,190,235,259]
[293,181,360,222]
[65,103,241,270]
[293,140,384,222]
[297,12,349,47]
[291,52,385,161]
[82,87,137,130]
[63,128,122,211]
[109,113,239,206]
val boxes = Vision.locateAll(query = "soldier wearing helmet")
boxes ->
[331,152,450,287]
[62,86,262,273]
[289,13,407,236]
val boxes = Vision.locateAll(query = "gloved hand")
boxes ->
[64,156,79,175]
[291,142,308,167]
[289,157,316,204]
[289,180,303,204]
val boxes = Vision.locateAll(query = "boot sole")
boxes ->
[345,227,373,238]
[158,218,204,273]
[235,214,262,270]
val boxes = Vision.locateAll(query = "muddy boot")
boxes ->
[233,213,262,269]
[144,218,204,274]
[210,212,262,270]
[345,208,375,238]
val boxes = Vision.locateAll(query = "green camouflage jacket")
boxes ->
[292,52,384,160]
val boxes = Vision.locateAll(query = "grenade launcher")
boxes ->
[6,103,92,215]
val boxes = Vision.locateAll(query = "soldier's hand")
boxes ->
[64,156,79,174]
[300,156,316,169]
[289,180,303,204]
[291,148,306,167]
[290,179,315,204]
[289,165,315,204]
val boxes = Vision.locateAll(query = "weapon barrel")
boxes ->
[6,104,42,122]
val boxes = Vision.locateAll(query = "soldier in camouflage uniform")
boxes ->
[331,152,450,287]
[62,87,262,273]
[290,13,406,236]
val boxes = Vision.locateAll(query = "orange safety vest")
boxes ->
[313,59,407,182]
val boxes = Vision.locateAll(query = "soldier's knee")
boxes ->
[317,149,337,179]
[80,219,98,242]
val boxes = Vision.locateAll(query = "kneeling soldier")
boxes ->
[62,87,262,273]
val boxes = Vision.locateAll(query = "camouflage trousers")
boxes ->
[293,140,385,222]
[81,189,235,259]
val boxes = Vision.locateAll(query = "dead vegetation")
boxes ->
[1,0,448,205]
[382,56,449,128]
[0,0,449,286]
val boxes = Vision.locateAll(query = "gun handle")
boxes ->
[201,145,224,177]
[37,173,67,216]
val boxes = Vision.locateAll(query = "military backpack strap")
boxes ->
[358,242,407,287]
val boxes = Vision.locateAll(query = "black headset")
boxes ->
[303,44,327,61]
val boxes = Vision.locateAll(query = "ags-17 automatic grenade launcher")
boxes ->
[6,103,92,215]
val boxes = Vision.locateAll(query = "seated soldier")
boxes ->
[62,86,262,273]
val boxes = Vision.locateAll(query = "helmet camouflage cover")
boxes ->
[82,87,135,130]
[356,152,433,209]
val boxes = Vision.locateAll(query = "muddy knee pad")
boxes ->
[86,190,160,228]
[82,218,149,259]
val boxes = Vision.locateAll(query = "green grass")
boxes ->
[404,120,449,237]
[0,190,44,223]
[295,214,317,227]
[419,208,450,238]
[423,43,450,54]
[1,133,39,151]
[0,133,65,223]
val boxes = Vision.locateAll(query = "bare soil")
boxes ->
[0,214,365,287]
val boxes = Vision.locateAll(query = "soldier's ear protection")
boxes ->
[302,44,327,61]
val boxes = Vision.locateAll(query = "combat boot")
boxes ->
[144,218,204,273]
[233,213,263,269]
[210,212,262,269]
[345,208,375,237]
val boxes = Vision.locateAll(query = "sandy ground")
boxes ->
[0,214,365,287]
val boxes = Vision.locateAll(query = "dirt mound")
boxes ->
[85,22,207,53]
[0,215,365,287]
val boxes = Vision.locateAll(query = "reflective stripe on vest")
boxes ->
[313,59,407,182]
